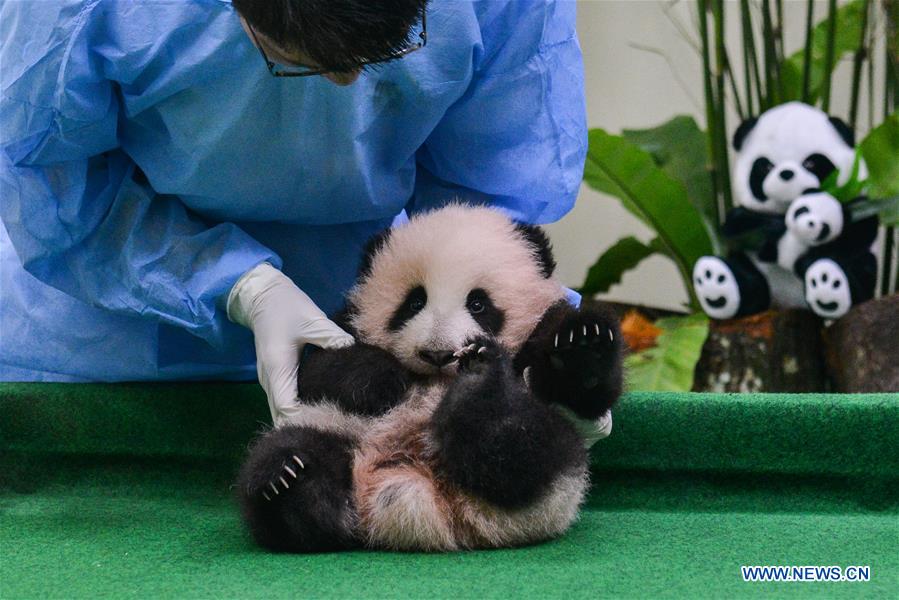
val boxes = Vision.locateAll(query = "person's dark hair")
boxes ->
[233,0,428,73]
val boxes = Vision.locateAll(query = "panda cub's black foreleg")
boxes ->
[297,343,412,417]
[236,425,359,552]
[516,301,623,420]
[430,337,586,508]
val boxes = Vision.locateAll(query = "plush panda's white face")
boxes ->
[733,102,861,215]
[347,205,567,376]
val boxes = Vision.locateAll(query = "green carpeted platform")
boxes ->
[2,385,897,598]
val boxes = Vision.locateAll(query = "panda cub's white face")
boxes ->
[382,282,502,375]
[733,102,860,215]
[347,205,568,376]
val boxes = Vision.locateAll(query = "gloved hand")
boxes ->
[227,262,354,426]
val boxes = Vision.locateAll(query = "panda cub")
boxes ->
[693,102,878,320]
[237,205,623,552]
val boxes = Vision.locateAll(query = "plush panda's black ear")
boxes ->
[514,223,556,278]
[357,228,392,279]
[828,116,855,147]
[732,117,758,151]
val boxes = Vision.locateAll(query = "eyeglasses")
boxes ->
[248,11,427,78]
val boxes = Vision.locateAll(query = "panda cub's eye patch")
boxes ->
[388,285,427,331]
[802,153,837,182]
[466,288,505,335]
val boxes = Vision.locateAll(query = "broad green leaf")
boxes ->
[579,236,663,295]
[583,128,714,290]
[860,113,899,199]
[621,116,721,251]
[780,0,866,103]
[624,313,709,392]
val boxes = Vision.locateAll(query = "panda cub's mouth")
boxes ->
[704,296,728,309]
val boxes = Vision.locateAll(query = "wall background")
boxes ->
[547,0,888,311]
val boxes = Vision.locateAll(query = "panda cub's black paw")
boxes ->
[454,336,501,373]
[546,308,620,390]
[236,426,357,552]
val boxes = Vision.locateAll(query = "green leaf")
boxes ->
[860,113,899,199]
[579,236,663,295]
[779,0,866,103]
[624,313,709,392]
[583,127,714,301]
[621,116,722,253]
[821,151,867,203]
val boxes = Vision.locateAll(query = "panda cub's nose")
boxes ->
[418,349,456,367]
[779,169,795,181]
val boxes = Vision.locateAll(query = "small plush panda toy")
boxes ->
[693,102,878,320]
[237,205,623,552]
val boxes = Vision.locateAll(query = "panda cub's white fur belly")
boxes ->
[290,383,589,551]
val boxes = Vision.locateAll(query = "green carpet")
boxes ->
[2,385,897,599]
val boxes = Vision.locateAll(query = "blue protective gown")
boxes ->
[0,0,587,382]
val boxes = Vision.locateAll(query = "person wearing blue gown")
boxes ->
[0,0,587,424]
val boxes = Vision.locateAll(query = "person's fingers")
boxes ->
[256,345,300,424]
[298,317,355,349]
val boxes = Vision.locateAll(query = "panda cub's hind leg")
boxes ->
[430,337,586,509]
[236,425,358,552]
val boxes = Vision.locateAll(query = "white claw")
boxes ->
[554,333,559,348]
[477,347,487,355]
[582,325,587,337]
[279,476,290,490]
[269,482,280,495]
[292,455,305,469]
[595,323,600,335]
[284,465,297,479]
[263,491,271,501]
[569,330,574,344]
[609,329,614,341]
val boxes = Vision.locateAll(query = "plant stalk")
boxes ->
[848,0,871,129]
[698,0,722,227]
[821,0,838,112]
[713,0,733,211]
[801,0,815,103]
[740,0,765,111]
[761,0,780,107]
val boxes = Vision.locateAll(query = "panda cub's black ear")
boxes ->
[514,223,556,278]
[357,228,392,279]
[828,116,855,147]
[732,116,758,151]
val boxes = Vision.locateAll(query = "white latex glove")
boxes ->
[227,262,354,426]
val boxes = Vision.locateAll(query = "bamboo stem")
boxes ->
[848,0,871,129]
[761,0,780,107]
[821,0,838,111]
[741,0,765,111]
[698,0,722,227]
[713,0,733,211]
[883,0,898,295]
[774,0,786,100]
[740,0,756,115]
[725,54,746,120]
[801,0,814,103]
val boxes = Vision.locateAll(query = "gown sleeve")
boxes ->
[0,1,279,350]
[410,0,587,224]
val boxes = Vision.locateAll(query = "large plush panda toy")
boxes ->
[237,205,623,552]
[693,102,879,320]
